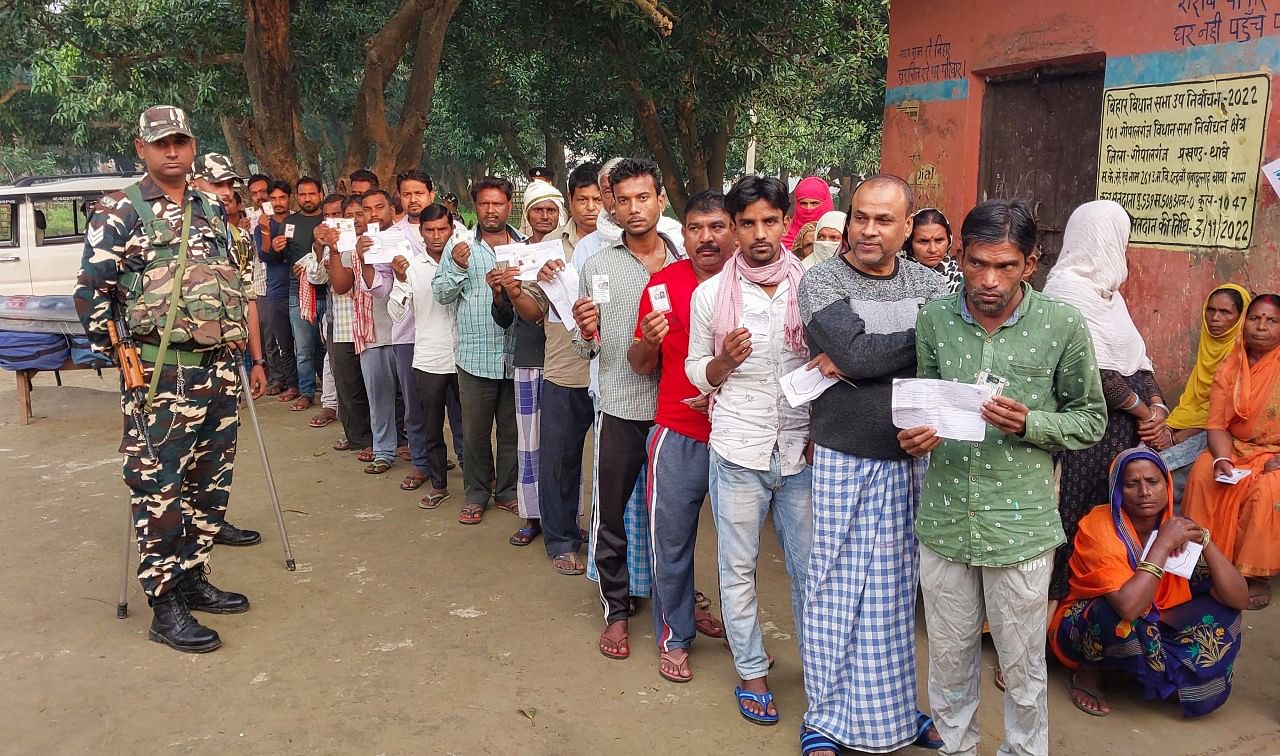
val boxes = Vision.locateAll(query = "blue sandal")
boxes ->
[734,686,780,726]
[801,727,841,754]
[914,712,943,750]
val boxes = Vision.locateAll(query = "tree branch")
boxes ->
[0,79,28,107]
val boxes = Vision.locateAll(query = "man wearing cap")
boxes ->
[74,106,265,654]
[190,152,269,548]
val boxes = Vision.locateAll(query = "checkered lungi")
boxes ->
[514,368,543,518]
[586,409,652,598]
[801,446,928,752]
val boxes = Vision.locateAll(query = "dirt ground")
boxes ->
[1,370,1278,755]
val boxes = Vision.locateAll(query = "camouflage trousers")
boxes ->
[120,351,240,598]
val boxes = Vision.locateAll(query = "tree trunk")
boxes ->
[242,0,302,183]
[219,113,252,177]
[706,106,736,195]
[544,130,567,195]
[293,113,324,182]
[392,0,457,174]
[498,124,535,177]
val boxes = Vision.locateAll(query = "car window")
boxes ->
[34,194,98,246]
[0,200,15,248]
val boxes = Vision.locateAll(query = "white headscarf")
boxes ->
[804,210,847,269]
[521,180,567,229]
[1042,199,1153,374]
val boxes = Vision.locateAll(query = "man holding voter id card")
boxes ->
[898,198,1105,756]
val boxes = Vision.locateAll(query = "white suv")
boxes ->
[0,173,142,295]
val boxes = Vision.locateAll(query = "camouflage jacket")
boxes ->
[74,176,254,353]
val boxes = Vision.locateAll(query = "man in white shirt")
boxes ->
[685,175,813,727]
[389,204,459,507]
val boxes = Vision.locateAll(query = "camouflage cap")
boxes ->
[138,105,193,143]
[195,153,241,183]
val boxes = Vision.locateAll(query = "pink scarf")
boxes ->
[710,249,807,358]
[782,176,834,249]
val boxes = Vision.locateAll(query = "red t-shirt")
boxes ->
[634,259,711,443]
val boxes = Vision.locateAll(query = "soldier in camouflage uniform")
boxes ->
[74,106,268,653]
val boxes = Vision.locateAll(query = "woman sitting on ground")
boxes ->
[902,207,962,293]
[1050,447,1248,718]
[1161,285,1251,497]
[1183,293,1280,609]
[802,210,846,270]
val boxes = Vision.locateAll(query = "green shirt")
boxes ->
[914,285,1106,567]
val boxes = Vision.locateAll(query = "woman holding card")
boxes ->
[1049,447,1248,718]
[1183,294,1280,609]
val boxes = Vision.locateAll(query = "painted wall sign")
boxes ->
[1096,72,1270,249]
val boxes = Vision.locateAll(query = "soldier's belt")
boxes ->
[139,343,221,368]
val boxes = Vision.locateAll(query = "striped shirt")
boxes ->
[573,235,685,421]
[431,227,520,380]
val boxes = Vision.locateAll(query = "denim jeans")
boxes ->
[289,291,325,398]
[359,345,398,463]
[709,448,813,680]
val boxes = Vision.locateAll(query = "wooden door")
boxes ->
[978,68,1104,286]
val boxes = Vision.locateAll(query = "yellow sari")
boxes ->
[1167,284,1251,431]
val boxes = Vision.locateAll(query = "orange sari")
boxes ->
[1182,342,1280,577]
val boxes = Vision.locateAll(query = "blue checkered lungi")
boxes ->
[801,446,927,752]
[514,368,543,518]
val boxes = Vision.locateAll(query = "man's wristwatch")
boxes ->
[252,359,267,368]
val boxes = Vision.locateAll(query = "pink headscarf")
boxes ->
[782,176,834,249]
[710,249,808,358]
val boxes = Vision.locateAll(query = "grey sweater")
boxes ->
[798,255,949,460]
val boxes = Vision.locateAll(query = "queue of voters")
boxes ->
[72,105,1279,756]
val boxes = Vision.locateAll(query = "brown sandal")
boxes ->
[289,395,315,411]
[277,387,300,402]
[356,447,375,463]
[332,437,352,451]
[658,649,692,683]
[552,552,584,575]
[309,407,336,427]
[458,503,485,525]
[598,622,630,659]
[400,471,428,491]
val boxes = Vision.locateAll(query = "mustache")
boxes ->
[696,242,721,254]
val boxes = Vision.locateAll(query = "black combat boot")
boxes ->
[177,567,251,614]
[148,590,221,653]
[213,521,262,546]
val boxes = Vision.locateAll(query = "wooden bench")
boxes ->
[14,360,92,425]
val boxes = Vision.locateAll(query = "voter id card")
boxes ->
[367,222,381,235]
[741,310,770,336]
[261,201,274,216]
[648,283,672,313]
[592,275,611,304]
[284,223,297,239]
[975,369,1009,399]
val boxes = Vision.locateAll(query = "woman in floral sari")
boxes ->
[1183,294,1280,609]
[1049,447,1248,717]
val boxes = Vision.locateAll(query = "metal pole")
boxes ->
[237,360,296,570]
[117,502,133,619]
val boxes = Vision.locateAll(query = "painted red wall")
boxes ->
[883,0,1280,393]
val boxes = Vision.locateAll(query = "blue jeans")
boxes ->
[709,448,813,680]
[359,345,398,463]
[289,292,325,398]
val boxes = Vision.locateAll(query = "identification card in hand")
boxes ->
[741,310,770,337]
[262,202,274,216]
[1215,467,1251,485]
[396,240,413,259]
[648,283,672,314]
[284,223,296,239]
[592,275,611,304]
[975,369,1009,399]
[367,222,381,235]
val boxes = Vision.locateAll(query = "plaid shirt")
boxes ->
[431,227,520,380]
[572,235,684,421]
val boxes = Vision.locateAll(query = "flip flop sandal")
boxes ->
[695,590,712,611]
[364,459,393,475]
[598,629,630,660]
[494,500,519,514]
[695,611,726,639]
[357,448,375,463]
[509,525,541,546]
[658,650,693,684]
[265,383,285,396]
[396,446,411,461]
[277,388,300,402]
[332,437,352,451]
[1065,675,1109,717]
[801,728,841,755]
[447,459,457,471]
[734,687,779,726]
[553,553,585,575]
[913,712,944,748]
[994,666,1007,692]
[458,504,485,525]
[400,472,428,491]
[418,489,450,509]
[309,408,336,428]
[289,396,315,411]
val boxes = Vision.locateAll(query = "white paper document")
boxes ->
[323,218,358,253]
[1141,532,1204,580]
[780,364,838,408]
[494,239,565,281]
[536,265,581,330]
[891,378,990,442]
[361,227,405,265]
[1215,467,1251,485]
[1263,157,1280,199]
